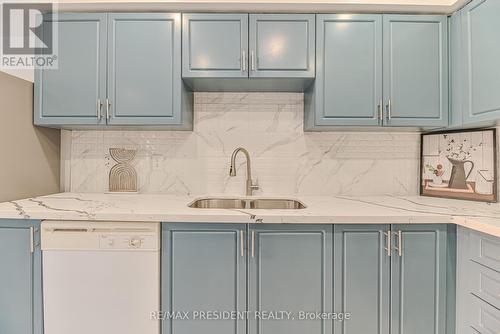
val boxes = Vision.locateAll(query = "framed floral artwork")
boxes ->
[420,128,497,202]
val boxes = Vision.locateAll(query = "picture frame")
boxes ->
[420,128,497,203]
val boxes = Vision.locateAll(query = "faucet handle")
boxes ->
[229,165,237,177]
[251,179,259,191]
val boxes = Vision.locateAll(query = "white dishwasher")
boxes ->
[41,221,160,334]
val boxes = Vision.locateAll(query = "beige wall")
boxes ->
[0,72,60,202]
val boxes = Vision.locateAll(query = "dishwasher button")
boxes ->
[129,238,142,248]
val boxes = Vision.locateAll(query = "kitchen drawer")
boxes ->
[470,231,500,272]
[471,261,500,310]
[470,294,500,334]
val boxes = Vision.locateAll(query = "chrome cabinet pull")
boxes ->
[384,230,391,257]
[242,50,247,72]
[386,99,392,121]
[30,226,34,253]
[250,51,256,71]
[251,230,255,258]
[97,99,103,119]
[106,99,111,120]
[240,230,244,257]
[394,230,403,257]
[377,100,383,121]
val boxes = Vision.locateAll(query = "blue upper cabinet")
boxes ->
[383,15,448,127]
[35,13,107,126]
[0,220,42,334]
[449,11,464,128]
[107,13,184,125]
[308,14,382,127]
[35,13,192,129]
[248,14,315,78]
[182,14,249,78]
[461,0,500,124]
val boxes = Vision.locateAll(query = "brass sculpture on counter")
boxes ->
[109,148,138,192]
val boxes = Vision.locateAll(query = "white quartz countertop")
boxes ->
[1,192,499,237]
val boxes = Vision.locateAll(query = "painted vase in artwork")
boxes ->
[447,157,474,190]
[109,148,138,192]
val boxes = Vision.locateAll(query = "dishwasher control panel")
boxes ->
[99,234,157,250]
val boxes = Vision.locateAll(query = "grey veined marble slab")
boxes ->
[1,193,500,237]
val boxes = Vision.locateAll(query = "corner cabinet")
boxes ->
[306,14,448,130]
[334,224,453,334]
[0,220,43,334]
[456,227,500,334]
[461,0,500,124]
[35,13,192,129]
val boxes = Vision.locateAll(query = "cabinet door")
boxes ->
[248,224,332,334]
[391,224,447,334]
[35,13,107,126]
[182,14,248,78]
[249,14,315,78]
[0,220,42,334]
[107,13,182,125]
[333,225,390,334]
[449,11,464,128]
[383,15,448,127]
[314,14,382,126]
[462,0,500,124]
[162,223,246,334]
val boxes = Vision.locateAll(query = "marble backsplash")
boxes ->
[62,92,422,196]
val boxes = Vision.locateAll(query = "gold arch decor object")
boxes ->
[109,148,138,192]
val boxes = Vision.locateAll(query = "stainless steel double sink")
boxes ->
[188,197,306,210]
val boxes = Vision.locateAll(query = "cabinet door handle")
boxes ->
[250,51,256,71]
[240,230,244,257]
[241,50,247,72]
[106,99,111,120]
[377,100,383,121]
[30,226,34,253]
[386,99,392,121]
[97,99,103,119]
[394,230,403,257]
[251,230,255,258]
[384,230,391,257]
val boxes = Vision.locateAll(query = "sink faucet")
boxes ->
[229,147,259,196]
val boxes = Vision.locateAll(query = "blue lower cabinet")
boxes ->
[334,224,451,334]
[334,225,390,334]
[161,223,246,334]
[248,224,333,334]
[390,224,449,334]
[0,220,42,334]
[457,227,500,334]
